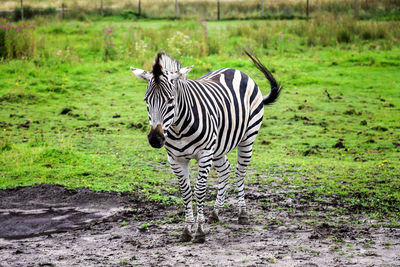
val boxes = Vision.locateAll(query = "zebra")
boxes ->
[130,51,281,243]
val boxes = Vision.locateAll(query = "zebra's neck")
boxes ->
[171,79,193,129]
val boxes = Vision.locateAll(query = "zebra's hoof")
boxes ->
[238,215,249,225]
[193,233,206,243]
[180,227,193,242]
[193,224,206,243]
[208,210,220,223]
[238,210,250,225]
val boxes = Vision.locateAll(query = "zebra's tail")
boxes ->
[244,50,282,106]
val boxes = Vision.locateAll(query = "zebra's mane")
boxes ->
[152,53,182,83]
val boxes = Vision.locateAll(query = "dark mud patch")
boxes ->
[0,184,399,266]
[0,184,129,240]
[0,207,102,240]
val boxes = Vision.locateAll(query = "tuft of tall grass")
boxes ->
[287,15,399,47]
[3,14,397,64]
[0,22,35,60]
[101,16,399,62]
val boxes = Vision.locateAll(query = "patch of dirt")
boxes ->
[0,184,399,266]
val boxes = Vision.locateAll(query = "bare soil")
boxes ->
[0,184,399,266]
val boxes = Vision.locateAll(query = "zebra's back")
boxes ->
[166,68,264,160]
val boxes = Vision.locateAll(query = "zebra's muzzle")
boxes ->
[148,125,165,149]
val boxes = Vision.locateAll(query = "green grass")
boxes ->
[0,16,399,220]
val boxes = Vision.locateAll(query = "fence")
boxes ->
[1,0,399,21]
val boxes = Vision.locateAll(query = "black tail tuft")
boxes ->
[244,50,282,106]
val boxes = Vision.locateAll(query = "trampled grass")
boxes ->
[0,16,399,220]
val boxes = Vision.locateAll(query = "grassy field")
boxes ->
[0,15,399,222]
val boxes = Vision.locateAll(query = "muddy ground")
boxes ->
[0,183,399,267]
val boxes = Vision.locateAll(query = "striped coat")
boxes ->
[130,51,281,243]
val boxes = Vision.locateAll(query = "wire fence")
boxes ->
[1,0,399,21]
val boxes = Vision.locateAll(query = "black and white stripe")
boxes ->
[131,52,281,242]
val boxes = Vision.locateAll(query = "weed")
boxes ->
[331,245,340,252]
[384,241,392,248]
[119,258,129,265]
[0,22,35,60]
[363,242,372,248]
[139,223,149,230]
[312,251,318,256]
[103,27,116,61]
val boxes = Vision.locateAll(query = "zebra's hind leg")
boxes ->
[236,142,255,225]
[209,156,231,223]
[193,153,213,243]
[168,156,194,242]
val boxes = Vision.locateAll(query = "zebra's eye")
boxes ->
[167,98,174,105]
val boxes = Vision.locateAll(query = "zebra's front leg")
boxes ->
[168,157,194,242]
[193,153,213,243]
[209,156,231,223]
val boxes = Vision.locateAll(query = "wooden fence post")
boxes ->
[100,0,104,16]
[20,0,24,20]
[217,0,220,20]
[62,3,65,19]
[138,0,141,17]
[175,0,178,19]
[306,0,309,19]
[261,0,264,18]
[353,0,358,18]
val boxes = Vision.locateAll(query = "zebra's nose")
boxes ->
[148,125,165,149]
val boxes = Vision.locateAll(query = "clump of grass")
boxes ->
[0,89,37,103]
[139,222,149,230]
[0,22,35,60]
[288,15,399,47]
[0,139,12,152]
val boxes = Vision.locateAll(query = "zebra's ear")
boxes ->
[179,65,194,77]
[130,67,152,82]
[170,65,194,80]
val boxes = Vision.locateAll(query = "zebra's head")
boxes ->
[130,53,193,149]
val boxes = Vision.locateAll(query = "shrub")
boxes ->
[166,31,202,58]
